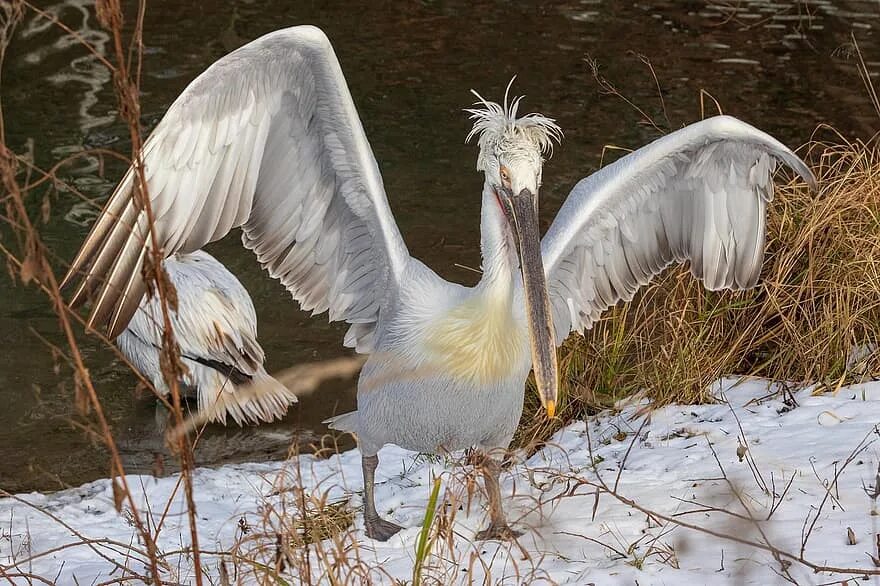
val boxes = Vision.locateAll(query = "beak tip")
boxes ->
[545,400,556,419]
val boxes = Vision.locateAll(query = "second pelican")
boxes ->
[118,250,297,426]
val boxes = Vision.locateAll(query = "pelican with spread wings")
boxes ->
[63,26,815,541]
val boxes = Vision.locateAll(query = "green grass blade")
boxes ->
[412,476,442,584]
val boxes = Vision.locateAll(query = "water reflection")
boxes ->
[2,0,877,492]
[20,0,113,132]
[18,0,116,229]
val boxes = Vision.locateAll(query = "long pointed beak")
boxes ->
[504,187,559,418]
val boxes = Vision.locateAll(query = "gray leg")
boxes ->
[474,452,522,541]
[362,453,403,541]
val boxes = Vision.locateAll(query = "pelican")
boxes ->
[62,26,815,541]
[117,250,297,425]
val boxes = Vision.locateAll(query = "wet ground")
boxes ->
[1,0,877,492]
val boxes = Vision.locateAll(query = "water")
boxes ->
[1,0,877,492]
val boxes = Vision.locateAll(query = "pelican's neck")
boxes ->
[477,182,520,299]
[419,182,527,382]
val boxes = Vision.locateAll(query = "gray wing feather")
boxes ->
[542,115,816,345]
[63,26,409,349]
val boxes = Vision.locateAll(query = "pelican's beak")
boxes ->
[500,186,559,419]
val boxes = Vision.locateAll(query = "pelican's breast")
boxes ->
[423,291,528,384]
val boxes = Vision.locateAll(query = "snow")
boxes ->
[2,378,879,584]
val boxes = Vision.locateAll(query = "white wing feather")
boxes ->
[64,26,409,351]
[541,116,816,345]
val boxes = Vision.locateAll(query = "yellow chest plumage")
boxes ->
[423,292,527,383]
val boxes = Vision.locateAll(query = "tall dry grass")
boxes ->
[0,0,209,582]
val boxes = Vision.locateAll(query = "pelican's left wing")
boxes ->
[62,26,410,350]
[541,116,815,345]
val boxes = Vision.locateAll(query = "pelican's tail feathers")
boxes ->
[324,410,358,434]
[199,369,298,427]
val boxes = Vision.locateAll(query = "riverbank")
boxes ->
[2,377,878,584]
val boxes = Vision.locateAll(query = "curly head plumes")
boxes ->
[465,77,562,173]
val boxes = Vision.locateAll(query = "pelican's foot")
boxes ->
[475,522,523,541]
[365,516,403,541]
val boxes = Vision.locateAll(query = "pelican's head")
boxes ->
[466,83,561,200]
[466,82,562,419]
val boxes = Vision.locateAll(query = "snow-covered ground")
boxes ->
[2,378,879,584]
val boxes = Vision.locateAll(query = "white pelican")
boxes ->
[117,250,297,426]
[62,26,815,540]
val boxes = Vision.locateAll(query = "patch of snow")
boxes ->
[2,378,879,584]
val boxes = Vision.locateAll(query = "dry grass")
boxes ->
[516,132,880,449]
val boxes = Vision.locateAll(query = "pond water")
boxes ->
[1,0,877,492]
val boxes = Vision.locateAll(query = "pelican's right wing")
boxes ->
[63,26,410,349]
[541,116,815,345]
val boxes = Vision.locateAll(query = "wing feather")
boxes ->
[63,26,410,348]
[542,116,816,345]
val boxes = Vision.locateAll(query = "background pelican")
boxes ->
[62,26,815,540]
[117,250,297,426]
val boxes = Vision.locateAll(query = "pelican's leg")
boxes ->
[473,451,522,541]
[362,453,403,541]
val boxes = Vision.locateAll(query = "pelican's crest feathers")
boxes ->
[465,77,563,171]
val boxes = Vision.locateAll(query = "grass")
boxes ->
[411,477,442,585]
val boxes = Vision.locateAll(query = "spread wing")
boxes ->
[541,115,816,345]
[63,26,410,350]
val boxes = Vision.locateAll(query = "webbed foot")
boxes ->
[365,516,403,541]
[475,522,523,541]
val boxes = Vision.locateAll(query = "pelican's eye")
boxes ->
[500,165,511,189]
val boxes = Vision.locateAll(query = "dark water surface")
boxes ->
[2,0,878,492]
